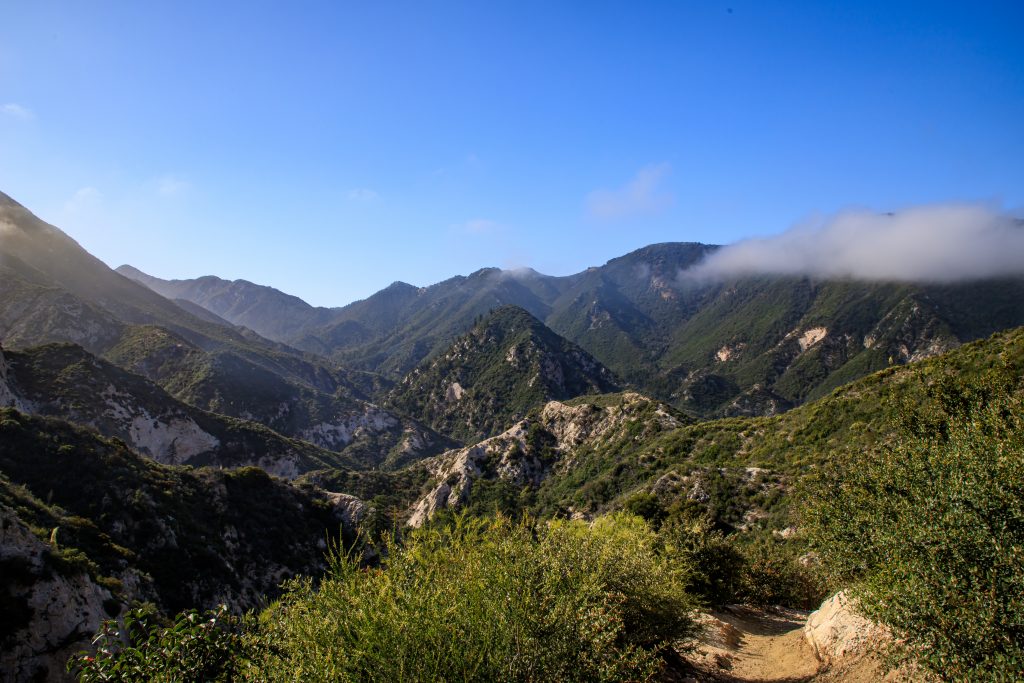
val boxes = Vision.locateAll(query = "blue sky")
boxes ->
[2,1,1022,306]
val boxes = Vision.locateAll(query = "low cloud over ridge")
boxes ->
[683,204,1024,283]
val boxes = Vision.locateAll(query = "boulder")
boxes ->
[804,591,888,664]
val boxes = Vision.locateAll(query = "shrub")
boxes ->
[807,383,1024,680]
[68,605,259,682]
[663,519,746,606]
[735,538,824,610]
[257,513,696,682]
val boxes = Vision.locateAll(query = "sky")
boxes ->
[1,1,1023,307]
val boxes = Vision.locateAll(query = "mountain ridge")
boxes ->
[386,305,621,443]
[121,242,1024,418]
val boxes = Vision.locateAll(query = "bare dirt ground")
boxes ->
[665,606,898,683]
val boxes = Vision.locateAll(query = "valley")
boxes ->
[2,190,1022,681]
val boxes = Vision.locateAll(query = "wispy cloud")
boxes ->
[457,218,500,235]
[682,203,1024,283]
[64,186,102,213]
[1,103,34,120]
[157,175,190,197]
[347,188,380,201]
[586,162,674,221]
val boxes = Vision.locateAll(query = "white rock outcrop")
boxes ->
[407,393,680,526]
[804,591,888,664]
[298,406,399,451]
[798,327,828,352]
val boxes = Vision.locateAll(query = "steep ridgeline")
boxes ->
[116,264,332,343]
[0,192,450,468]
[0,342,357,477]
[125,239,1024,418]
[407,325,1024,529]
[386,306,620,443]
[0,191,309,368]
[0,409,364,681]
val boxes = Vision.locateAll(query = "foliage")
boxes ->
[733,537,825,610]
[257,513,696,682]
[807,377,1024,680]
[68,605,260,682]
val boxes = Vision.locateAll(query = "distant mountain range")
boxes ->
[120,240,1024,418]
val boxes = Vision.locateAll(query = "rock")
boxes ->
[0,506,120,683]
[325,491,369,531]
[804,591,888,664]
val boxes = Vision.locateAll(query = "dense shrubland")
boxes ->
[808,374,1024,680]
[71,513,701,682]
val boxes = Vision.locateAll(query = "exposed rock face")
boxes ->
[0,346,25,410]
[102,385,221,464]
[0,343,356,476]
[298,407,399,451]
[407,421,545,527]
[407,392,682,526]
[797,327,828,352]
[325,492,369,530]
[804,591,889,665]
[0,507,127,683]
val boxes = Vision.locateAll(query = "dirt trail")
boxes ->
[676,606,887,683]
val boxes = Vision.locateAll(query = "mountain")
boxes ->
[386,305,620,443]
[0,341,360,476]
[120,263,567,377]
[406,324,1024,528]
[124,240,1024,418]
[115,264,331,343]
[0,192,452,468]
[0,408,363,680]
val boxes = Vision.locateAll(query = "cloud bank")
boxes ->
[586,163,674,221]
[683,204,1024,283]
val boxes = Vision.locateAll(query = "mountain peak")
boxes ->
[387,304,620,442]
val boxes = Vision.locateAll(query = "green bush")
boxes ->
[735,538,824,610]
[68,605,260,682]
[663,519,746,606]
[257,513,696,682]
[807,384,1024,680]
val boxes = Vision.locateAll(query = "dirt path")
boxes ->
[675,606,890,683]
[676,606,820,682]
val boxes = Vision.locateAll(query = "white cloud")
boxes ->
[347,188,380,201]
[64,186,102,213]
[157,175,190,197]
[586,163,674,221]
[1,103,34,120]
[682,203,1024,283]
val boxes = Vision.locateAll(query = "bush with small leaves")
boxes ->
[68,604,260,682]
[807,380,1024,681]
